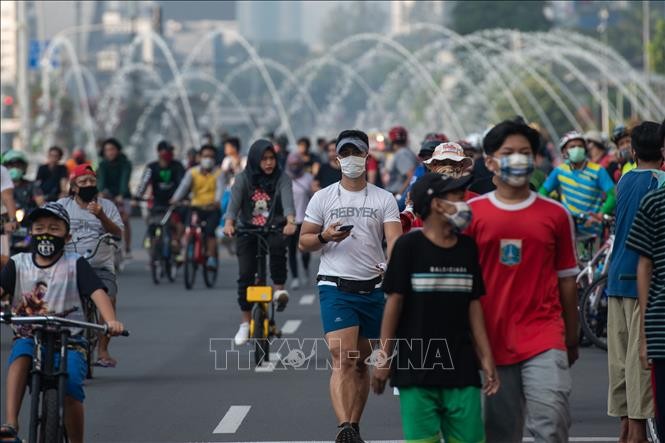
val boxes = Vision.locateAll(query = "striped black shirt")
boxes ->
[626,187,665,360]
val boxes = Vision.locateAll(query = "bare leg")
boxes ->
[64,397,84,443]
[98,297,117,364]
[326,327,360,424]
[350,337,373,423]
[618,416,628,443]
[4,357,31,431]
[206,237,218,259]
[627,418,648,443]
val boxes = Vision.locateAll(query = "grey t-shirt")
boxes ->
[57,196,124,273]
[388,147,418,193]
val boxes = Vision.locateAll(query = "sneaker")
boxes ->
[290,278,300,290]
[234,322,250,346]
[206,256,218,270]
[335,423,358,443]
[274,289,289,312]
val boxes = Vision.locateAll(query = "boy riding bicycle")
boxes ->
[0,202,124,443]
[170,144,223,270]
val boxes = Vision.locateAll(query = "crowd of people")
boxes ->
[0,117,664,442]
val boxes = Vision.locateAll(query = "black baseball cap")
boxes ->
[26,202,71,230]
[411,173,472,217]
[418,140,440,158]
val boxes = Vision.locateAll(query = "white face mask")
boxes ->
[200,157,215,170]
[442,200,472,231]
[338,155,366,179]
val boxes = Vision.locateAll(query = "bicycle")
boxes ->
[143,205,178,285]
[236,226,288,366]
[183,206,219,290]
[577,214,614,351]
[0,309,129,443]
[75,233,121,379]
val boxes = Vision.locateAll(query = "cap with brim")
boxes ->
[411,173,473,217]
[336,137,369,154]
[424,142,473,168]
[418,140,440,158]
[69,163,96,181]
[26,202,71,229]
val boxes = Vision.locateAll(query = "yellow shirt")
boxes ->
[621,161,636,176]
[191,167,221,207]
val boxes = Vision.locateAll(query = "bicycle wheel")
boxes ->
[579,275,608,350]
[648,417,662,443]
[39,388,60,443]
[150,236,162,285]
[251,305,269,365]
[203,258,218,288]
[184,238,197,290]
[165,258,177,282]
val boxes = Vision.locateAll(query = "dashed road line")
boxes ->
[281,320,302,334]
[212,405,251,434]
[299,294,316,305]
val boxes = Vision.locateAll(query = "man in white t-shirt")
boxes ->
[1,165,18,265]
[299,129,402,442]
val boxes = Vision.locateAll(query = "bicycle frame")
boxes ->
[576,233,614,289]
[184,210,205,265]
[28,326,71,443]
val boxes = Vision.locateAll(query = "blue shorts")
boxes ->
[8,337,87,403]
[318,284,385,339]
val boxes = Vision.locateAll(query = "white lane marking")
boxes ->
[299,294,315,305]
[212,405,251,434]
[393,387,399,396]
[254,353,282,373]
[281,320,302,334]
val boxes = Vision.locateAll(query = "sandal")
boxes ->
[94,357,117,368]
[0,423,18,441]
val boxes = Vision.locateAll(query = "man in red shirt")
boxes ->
[466,119,579,442]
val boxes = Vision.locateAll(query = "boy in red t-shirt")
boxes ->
[466,119,579,442]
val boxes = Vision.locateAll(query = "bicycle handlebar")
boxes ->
[0,311,130,336]
[235,226,284,236]
[81,233,121,260]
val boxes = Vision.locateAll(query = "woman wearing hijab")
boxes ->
[223,139,297,345]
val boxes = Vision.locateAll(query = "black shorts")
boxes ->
[188,208,221,237]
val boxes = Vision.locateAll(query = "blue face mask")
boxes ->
[491,154,534,187]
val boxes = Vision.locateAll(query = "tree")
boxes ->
[320,2,388,48]
[451,1,551,35]
[648,18,665,74]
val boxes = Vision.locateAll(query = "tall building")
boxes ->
[237,1,302,43]
[0,1,18,87]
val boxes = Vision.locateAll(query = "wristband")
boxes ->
[318,232,328,244]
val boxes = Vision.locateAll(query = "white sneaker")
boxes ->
[290,278,300,290]
[234,322,250,346]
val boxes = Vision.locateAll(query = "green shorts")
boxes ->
[398,386,485,443]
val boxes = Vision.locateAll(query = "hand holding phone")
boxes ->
[337,225,354,232]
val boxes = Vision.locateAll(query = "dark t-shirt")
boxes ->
[314,163,341,189]
[382,231,485,388]
[36,164,68,201]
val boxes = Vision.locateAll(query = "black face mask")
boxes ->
[31,234,66,258]
[77,186,98,203]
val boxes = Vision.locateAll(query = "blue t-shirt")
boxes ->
[607,169,665,297]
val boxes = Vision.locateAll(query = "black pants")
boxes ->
[236,233,287,312]
[288,224,310,279]
[655,359,665,435]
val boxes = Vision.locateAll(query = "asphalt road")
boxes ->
[1,220,616,442]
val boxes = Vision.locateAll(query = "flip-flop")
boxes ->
[94,358,117,368]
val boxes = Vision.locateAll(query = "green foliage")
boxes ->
[648,18,665,74]
[451,1,551,35]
